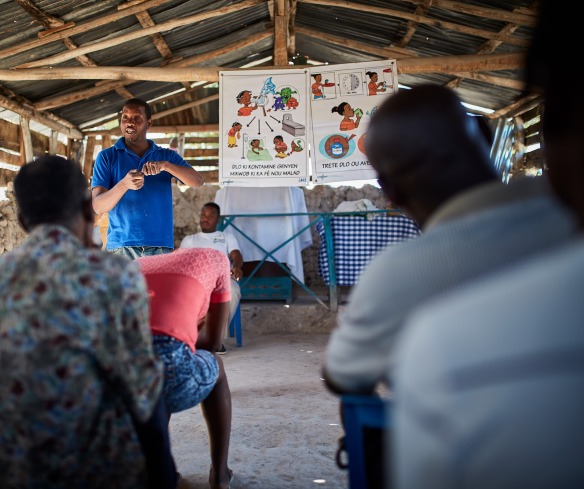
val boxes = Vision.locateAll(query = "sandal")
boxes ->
[335,436,349,469]
[209,466,234,489]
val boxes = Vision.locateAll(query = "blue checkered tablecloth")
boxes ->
[316,214,421,286]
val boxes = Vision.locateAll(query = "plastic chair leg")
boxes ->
[228,303,242,347]
[341,394,389,489]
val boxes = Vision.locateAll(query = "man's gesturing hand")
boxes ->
[142,161,167,176]
[124,169,145,190]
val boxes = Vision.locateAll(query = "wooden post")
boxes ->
[274,0,289,66]
[83,136,96,178]
[19,116,34,163]
[49,130,59,154]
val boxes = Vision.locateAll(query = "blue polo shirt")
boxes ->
[92,138,191,250]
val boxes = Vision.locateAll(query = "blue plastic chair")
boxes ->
[228,303,242,347]
[341,394,390,489]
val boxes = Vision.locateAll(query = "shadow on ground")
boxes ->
[169,331,348,489]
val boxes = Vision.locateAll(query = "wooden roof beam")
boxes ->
[0,0,173,59]
[16,0,266,68]
[298,0,531,47]
[403,0,537,26]
[274,0,290,66]
[83,124,219,136]
[0,90,82,139]
[34,29,272,111]
[0,52,526,85]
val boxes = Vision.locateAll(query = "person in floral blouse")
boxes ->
[0,155,177,488]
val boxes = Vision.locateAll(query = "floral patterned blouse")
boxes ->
[0,225,163,488]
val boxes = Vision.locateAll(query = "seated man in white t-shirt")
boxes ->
[180,202,244,352]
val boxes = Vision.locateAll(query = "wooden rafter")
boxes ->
[15,0,135,101]
[15,0,70,30]
[274,0,290,66]
[16,0,266,69]
[396,0,432,48]
[0,0,542,142]
[0,84,82,139]
[33,30,272,111]
[445,2,537,91]
[0,0,173,59]
[297,0,532,47]
[0,52,525,85]
[403,0,537,25]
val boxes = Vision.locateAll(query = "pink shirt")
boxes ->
[137,248,231,351]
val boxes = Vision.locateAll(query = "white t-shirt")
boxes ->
[180,231,241,258]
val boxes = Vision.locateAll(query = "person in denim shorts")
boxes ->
[137,247,234,489]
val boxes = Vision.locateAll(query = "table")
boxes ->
[316,214,420,286]
[214,187,313,283]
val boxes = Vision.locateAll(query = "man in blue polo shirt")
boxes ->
[92,98,205,259]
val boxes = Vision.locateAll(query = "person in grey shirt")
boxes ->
[323,85,578,396]
[392,2,584,487]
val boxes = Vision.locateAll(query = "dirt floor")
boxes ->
[169,300,349,489]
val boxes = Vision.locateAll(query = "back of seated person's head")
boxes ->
[14,155,89,231]
[365,84,497,225]
[525,0,584,224]
[474,114,494,148]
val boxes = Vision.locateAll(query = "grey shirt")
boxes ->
[324,176,578,393]
[394,237,584,489]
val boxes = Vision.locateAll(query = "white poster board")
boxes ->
[308,61,398,184]
[219,69,310,187]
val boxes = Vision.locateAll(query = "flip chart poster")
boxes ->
[219,69,310,187]
[309,60,398,184]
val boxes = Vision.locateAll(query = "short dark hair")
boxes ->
[203,202,221,216]
[14,155,89,229]
[122,97,152,120]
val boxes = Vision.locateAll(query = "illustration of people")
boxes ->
[366,71,386,95]
[227,122,242,148]
[312,74,325,99]
[236,90,258,116]
[331,102,363,131]
[250,139,263,155]
[274,135,288,158]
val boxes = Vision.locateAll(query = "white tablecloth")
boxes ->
[215,187,313,283]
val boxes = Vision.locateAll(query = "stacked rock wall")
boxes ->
[1,183,387,286]
[173,183,388,286]
[0,183,27,255]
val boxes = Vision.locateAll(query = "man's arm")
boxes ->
[196,301,230,352]
[142,161,204,187]
[229,250,244,281]
[92,170,145,216]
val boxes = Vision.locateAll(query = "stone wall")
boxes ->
[0,182,388,285]
[172,183,389,286]
[0,183,27,255]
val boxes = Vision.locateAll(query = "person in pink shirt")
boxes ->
[137,248,234,489]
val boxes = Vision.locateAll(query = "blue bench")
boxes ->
[240,276,293,303]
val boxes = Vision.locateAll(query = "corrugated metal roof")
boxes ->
[0,0,540,133]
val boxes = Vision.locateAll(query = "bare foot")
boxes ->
[209,467,233,489]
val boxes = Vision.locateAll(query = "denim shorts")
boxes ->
[152,336,219,414]
[110,246,172,260]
